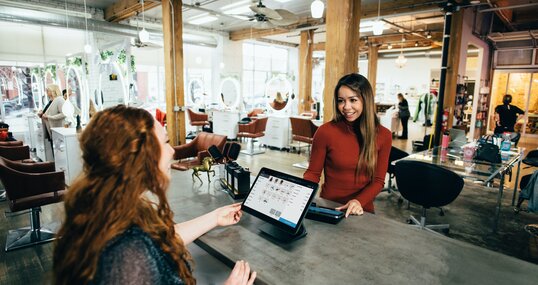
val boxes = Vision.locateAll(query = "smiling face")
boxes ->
[337,85,363,122]
[154,120,174,180]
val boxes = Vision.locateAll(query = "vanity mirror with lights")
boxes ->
[99,62,128,109]
[265,76,293,113]
[219,77,240,109]
[187,78,205,107]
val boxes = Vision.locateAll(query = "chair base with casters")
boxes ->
[407,208,450,235]
[5,207,57,251]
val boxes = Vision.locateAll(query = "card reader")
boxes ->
[306,205,344,224]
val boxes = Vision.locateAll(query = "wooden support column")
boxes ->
[367,44,379,96]
[299,30,314,115]
[443,9,464,129]
[162,0,186,146]
[323,0,361,122]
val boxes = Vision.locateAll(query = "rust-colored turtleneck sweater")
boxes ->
[304,120,392,213]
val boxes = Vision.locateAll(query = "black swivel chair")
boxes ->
[394,160,464,234]
[382,147,409,194]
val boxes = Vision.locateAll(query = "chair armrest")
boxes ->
[173,140,197,160]
[6,161,56,173]
[10,171,65,200]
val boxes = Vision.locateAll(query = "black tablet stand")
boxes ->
[259,223,307,243]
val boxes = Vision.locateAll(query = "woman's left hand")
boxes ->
[214,203,243,227]
[335,199,364,218]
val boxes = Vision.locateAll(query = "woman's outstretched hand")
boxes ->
[224,260,256,285]
[214,203,243,227]
[335,199,364,218]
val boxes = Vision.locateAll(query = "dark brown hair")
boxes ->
[333,73,380,180]
[53,105,194,285]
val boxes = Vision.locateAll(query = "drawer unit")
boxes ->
[261,115,290,149]
[51,128,82,185]
[212,110,240,139]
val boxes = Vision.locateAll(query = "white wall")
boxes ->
[377,56,441,102]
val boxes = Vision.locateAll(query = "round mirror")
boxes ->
[99,62,128,109]
[187,78,204,106]
[266,76,292,112]
[66,67,83,115]
[219,77,240,109]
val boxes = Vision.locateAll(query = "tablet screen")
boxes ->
[242,167,318,234]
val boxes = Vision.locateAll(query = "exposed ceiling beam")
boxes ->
[230,0,442,41]
[486,0,515,31]
[230,18,325,41]
[105,0,160,23]
[256,38,299,48]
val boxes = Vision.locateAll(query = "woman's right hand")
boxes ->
[224,260,256,285]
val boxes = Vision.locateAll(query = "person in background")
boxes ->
[41,84,65,138]
[494,94,525,134]
[397,93,410,139]
[304,73,392,217]
[53,105,256,285]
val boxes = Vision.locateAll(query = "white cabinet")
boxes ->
[261,115,290,149]
[212,110,240,139]
[51,128,82,186]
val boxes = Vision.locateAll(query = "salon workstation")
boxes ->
[1,0,538,284]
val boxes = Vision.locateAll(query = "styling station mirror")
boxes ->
[219,77,240,109]
[266,76,292,113]
[65,66,88,125]
[31,74,43,110]
[187,78,205,107]
[99,62,128,109]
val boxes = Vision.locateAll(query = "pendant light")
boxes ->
[83,0,91,54]
[395,35,407,68]
[139,0,149,42]
[311,0,324,19]
[372,0,384,36]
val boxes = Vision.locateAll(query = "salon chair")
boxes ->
[289,117,318,169]
[187,108,210,137]
[394,160,464,234]
[0,157,65,251]
[381,147,409,194]
[171,132,227,171]
[237,117,268,156]
[0,144,34,163]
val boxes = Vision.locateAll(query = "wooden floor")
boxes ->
[1,121,538,284]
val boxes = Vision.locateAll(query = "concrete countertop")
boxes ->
[169,170,538,285]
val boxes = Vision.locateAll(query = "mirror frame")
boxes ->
[65,66,88,123]
[219,77,241,109]
[31,74,43,110]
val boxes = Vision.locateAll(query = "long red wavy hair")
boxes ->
[53,105,195,284]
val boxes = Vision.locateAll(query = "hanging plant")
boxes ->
[31,67,44,77]
[45,65,57,80]
[100,50,114,61]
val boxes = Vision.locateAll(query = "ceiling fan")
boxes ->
[244,0,299,29]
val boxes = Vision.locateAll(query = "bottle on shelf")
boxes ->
[501,132,511,151]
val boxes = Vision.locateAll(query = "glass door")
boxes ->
[527,73,538,134]
[489,70,538,137]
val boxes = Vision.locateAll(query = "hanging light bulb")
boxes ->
[415,41,419,47]
[372,0,383,35]
[426,30,432,39]
[83,0,91,54]
[387,43,392,49]
[311,0,324,19]
[138,0,150,42]
[139,28,150,42]
[395,40,407,68]
[84,44,92,54]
